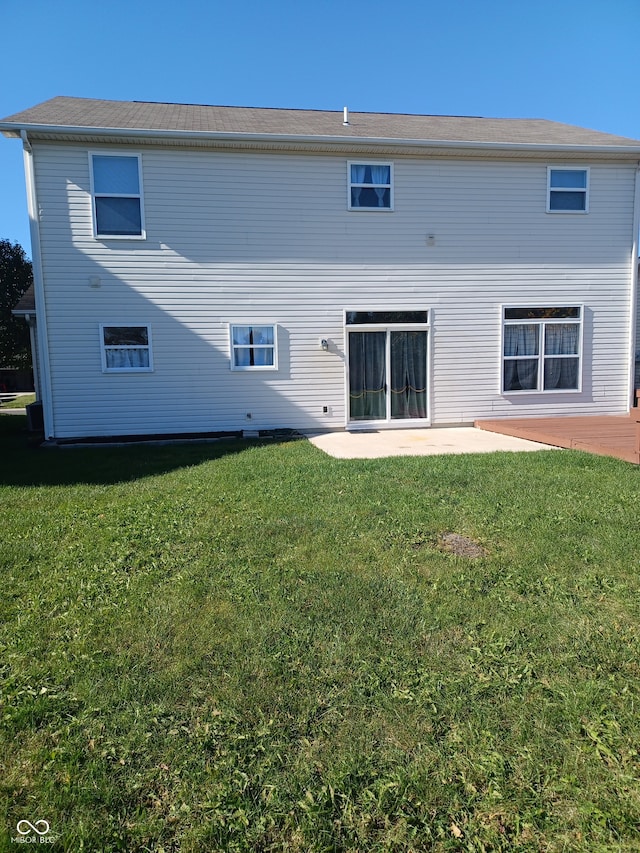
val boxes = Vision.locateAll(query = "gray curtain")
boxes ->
[349,332,386,420]
[543,323,579,389]
[390,331,427,418]
[503,324,538,391]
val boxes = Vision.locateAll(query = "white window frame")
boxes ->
[546,167,589,214]
[344,309,431,428]
[100,324,153,373]
[347,161,394,211]
[229,324,278,371]
[501,306,583,394]
[89,152,146,239]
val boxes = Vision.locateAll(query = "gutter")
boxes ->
[21,129,54,437]
[3,121,640,157]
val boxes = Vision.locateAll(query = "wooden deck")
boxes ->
[475,412,640,465]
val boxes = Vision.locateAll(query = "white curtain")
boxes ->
[350,165,366,207]
[232,326,274,367]
[235,347,272,367]
[370,165,389,207]
[105,348,149,369]
[544,323,578,355]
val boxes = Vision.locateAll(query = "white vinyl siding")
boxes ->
[29,142,638,438]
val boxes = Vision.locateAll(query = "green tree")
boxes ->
[0,239,33,369]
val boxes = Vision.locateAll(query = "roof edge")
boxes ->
[3,121,640,156]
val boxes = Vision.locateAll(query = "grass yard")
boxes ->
[0,394,35,409]
[1,415,640,852]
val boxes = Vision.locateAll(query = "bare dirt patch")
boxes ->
[437,532,488,558]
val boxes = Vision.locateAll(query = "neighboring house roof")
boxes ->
[2,97,640,158]
[12,283,35,315]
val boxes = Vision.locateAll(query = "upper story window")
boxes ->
[90,153,145,238]
[348,162,393,210]
[230,324,277,370]
[547,168,589,213]
[502,306,582,393]
[100,324,152,372]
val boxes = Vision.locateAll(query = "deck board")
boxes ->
[475,414,640,464]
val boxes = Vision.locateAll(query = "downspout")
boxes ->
[629,162,640,411]
[21,129,54,438]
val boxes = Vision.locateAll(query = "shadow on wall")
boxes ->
[43,267,323,438]
[38,217,334,438]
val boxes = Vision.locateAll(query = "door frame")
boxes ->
[344,309,431,430]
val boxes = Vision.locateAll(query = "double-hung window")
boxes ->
[502,307,581,393]
[100,325,153,372]
[230,324,277,370]
[91,153,145,237]
[348,162,393,210]
[547,168,589,213]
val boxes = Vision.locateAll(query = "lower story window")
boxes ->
[101,324,152,371]
[230,324,277,370]
[346,310,429,422]
[502,307,581,392]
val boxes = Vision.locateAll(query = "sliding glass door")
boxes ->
[347,312,429,425]
[389,331,428,419]
[348,331,387,420]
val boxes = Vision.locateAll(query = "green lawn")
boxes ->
[1,414,640,852]
[0,393,35,409]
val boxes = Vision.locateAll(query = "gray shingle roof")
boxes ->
[12,284,35,314]
[2,96,640,150]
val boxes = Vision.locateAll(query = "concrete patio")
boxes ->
[309,412,640,463]
[308,427,557,459]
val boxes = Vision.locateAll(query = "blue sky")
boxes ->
[2,0,639,257]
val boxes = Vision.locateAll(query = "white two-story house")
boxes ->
[2,96,639,441]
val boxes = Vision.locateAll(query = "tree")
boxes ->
[0,239,33,369]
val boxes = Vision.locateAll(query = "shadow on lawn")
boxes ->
[0,414,300,487]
